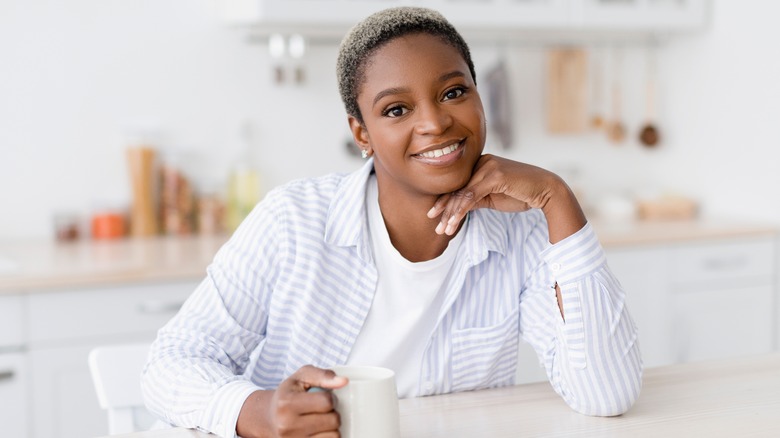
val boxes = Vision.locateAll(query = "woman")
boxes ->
[142,7,642,438]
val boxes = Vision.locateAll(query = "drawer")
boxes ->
[27,281,198,345]
[0,294,25,348]
[669,238,775,287]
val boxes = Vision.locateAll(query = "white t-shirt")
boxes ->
[346,174,465,398]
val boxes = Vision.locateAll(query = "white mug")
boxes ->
[331,365,401,438]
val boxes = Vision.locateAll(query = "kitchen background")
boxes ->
[2,1,780,438]
[1,0,779,240]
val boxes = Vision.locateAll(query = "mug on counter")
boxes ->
[331,365,401,438]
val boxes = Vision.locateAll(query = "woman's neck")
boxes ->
[374,178,459,263]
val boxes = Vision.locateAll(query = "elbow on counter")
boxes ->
[567,367,643,417]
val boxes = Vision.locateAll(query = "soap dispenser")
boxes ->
[226,121,263,232]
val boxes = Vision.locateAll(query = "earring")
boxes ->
[361,149,368,159]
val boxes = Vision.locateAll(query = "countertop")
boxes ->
[0,234,228,294]
[1,218,777,294]
[101,352,780,438]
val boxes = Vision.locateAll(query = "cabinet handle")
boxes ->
[0,369,14,382]
[702,256,748,271]
[137,300,184,314]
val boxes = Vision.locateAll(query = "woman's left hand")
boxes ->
[427,154,586,242]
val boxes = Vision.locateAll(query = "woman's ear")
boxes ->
[348,116,372,156]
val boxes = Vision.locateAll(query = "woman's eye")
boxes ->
[443,87,466,100]
[383,106,408,118]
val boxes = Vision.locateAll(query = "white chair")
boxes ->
[88,343,159,434]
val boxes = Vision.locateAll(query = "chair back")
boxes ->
[88,343,158,434]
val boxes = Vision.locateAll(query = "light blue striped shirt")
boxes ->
[141,159,642,437]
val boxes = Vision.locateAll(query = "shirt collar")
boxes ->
[324,158,509,261]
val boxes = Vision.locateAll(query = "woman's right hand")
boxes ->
[236,365,348,438]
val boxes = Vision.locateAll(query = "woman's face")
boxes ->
[350,32,486,198]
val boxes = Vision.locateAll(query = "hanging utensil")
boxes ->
[589,47,605,130]
[639,46,661,147]
[546,47,588,134]
[485,56,513,149]
[268,33,286,84]
[606,48,626,144]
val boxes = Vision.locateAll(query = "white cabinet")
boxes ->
[668,238,774,363]
[1,293,28,438]
[607,235,776,368]
[606,246,674,367]
[220,0,708,36]
[0,294,25,347]
[516,232,776,384]
[0,353,28,438]
[26,281,197,438]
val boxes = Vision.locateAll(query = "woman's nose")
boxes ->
[414,103,453,135]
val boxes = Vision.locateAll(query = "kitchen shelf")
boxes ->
[219,0,710,43]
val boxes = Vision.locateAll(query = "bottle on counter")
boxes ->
[195,177,226,236]
[226,122,263,232]
[126,146,159,237]
[159,147,196,235]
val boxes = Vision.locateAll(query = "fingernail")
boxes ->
[427,206,437,218]
[445,223,455,235]
[435,222,445,234]
[448,216,458,225]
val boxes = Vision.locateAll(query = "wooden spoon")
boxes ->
[589,48,605,129]
[639,47,661,147]
[606,48,626,144]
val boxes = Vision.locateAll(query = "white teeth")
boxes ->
[420,142,460,158]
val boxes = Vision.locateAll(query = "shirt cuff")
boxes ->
[201,379,263,438]
[540,221,606,286]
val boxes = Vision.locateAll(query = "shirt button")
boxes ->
[551,262,561,272]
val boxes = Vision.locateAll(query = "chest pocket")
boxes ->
[450,310,519,392]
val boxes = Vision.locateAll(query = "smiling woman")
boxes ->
[141,7,642,438]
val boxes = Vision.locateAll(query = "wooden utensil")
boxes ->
[606,48,626,144]
[546,48,588,134]
[639,47,661,147]
[589,48,606,129]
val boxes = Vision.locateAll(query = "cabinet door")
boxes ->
[29,344,106,438]
[672,285,773,363]
[27,281,197,438]
[0,353,28,438]
[606,246,674,367]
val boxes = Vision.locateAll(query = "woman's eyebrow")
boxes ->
[438,70,465,83]
[372,87,408,107]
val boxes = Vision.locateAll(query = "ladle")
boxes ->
[639,47,661,147]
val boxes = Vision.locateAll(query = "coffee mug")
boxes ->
[331,365,401,438]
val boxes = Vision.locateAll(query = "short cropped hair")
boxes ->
[336,7,476,124]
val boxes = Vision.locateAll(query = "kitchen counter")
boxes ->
[592,217,778,247]
[0,218,777,294]
[0,234,228,294]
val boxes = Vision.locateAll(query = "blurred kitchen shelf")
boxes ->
[220,0,710,44]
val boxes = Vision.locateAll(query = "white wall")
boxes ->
[1,0,779,240]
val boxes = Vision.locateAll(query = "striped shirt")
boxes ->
[141,159,643,438]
